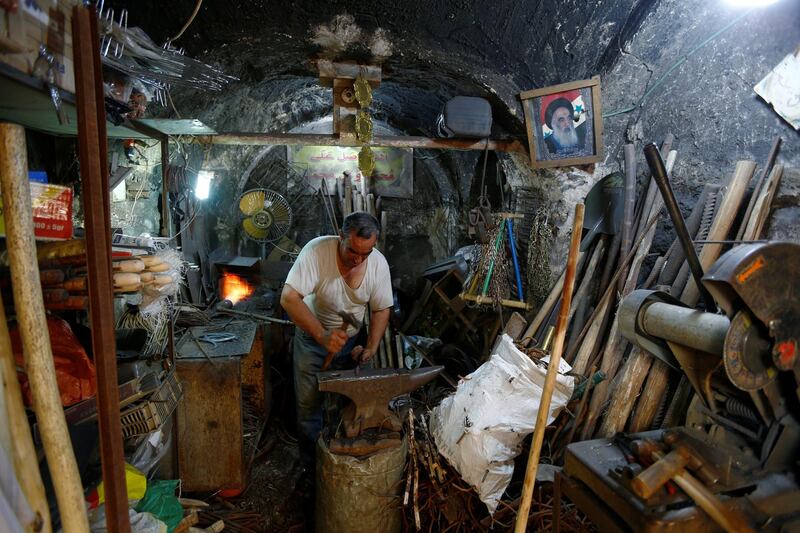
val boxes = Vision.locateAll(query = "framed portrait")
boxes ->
[520,76,603,168]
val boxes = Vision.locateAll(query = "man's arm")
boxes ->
[280,285,347,353]
[352,307,390,363]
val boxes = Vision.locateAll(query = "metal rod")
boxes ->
[482,219,506,297]
[643,143,716,312]
[506,219,524,301]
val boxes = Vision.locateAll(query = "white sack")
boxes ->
[430,334,574,513]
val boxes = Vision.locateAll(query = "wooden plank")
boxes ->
[74,6,129,530]
[316,59,382,83]
[241,328,266,416]
[519,76,601,100]
[680,160,755,307]
[461,293,532,310]
[177,359,244,491]
[192,132,526,153]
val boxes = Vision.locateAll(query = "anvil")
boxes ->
[318,366,444,438]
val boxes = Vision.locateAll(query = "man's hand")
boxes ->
[351,345,375,364]
[318,329,348,354]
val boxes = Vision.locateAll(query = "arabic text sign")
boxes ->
[288,146,413,198]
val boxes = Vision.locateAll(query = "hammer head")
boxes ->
[337,310,361,330]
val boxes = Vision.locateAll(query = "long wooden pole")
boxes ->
[0,122,89,532]
[0,291,52,532]
[514,203,584,533]
[73,6,131,531]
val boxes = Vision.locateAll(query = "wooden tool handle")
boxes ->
[146,262,171,272]
[113,272,141,287]
[515,204,585,533]
[320,322,350,371]
[45,296,89,311]
[632,449,688,499]
[62,277,88,292]
[112,259,145,273]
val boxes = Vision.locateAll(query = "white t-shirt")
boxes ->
[285,236,393,337]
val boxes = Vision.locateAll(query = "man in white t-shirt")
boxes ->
[280,212,393,454]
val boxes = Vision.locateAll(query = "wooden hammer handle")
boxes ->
[632,449,688,499]
[320,323,349,371]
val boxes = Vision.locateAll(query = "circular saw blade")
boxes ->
[724,310,778,391]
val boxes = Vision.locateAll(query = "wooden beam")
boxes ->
[73,6,130,532]
[192,133,526,153]
[316,59,382,84]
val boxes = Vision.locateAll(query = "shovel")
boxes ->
[581,172,624,250]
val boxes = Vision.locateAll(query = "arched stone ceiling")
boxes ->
[108,0,657,134]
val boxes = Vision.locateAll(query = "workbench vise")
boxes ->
[318,366,444,439]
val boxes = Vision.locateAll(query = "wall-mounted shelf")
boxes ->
[0,62,149,139]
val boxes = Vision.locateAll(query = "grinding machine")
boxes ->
[559,241,800,531]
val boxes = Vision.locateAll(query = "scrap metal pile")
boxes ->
[396,134,796,531]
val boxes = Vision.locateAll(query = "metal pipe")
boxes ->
[643,143,716,312]
[642,302,729,355]
[506,219,524,301]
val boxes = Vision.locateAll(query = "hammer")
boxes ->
[631,439,755,533]
[320,310,360,371]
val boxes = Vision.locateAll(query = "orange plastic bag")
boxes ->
[10,316,97,407]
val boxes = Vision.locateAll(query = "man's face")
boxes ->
[551,106,574,134]
[339,231,377,269]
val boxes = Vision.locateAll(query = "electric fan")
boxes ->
[236,188,292,243]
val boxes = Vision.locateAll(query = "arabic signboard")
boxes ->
[287,146,413,199]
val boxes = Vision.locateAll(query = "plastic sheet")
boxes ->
[10,316,96,407]
[430,334,575,513]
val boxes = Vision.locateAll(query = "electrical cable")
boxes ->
[603,9,752,118]
[166,0,203,43]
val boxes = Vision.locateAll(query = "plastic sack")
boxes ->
[130,428,172,477]
[430,334,575,513]
[134,480,183,533]
[89,507,166,533]
[10,316,96,407]
[87,463,147,510]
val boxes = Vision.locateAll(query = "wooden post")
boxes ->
[0,122,89,532]
[514,204,584,533]
[73,6,131,531]
[0,291,52,532]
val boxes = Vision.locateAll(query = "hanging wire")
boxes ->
[603,9,752,118]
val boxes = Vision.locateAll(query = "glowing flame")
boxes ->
[221,273,253,304]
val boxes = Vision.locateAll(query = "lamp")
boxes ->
[195,170,214,200]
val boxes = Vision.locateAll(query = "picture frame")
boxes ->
[520,76,603,169]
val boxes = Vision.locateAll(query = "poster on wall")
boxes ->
[287,146,413,198]
[519,76,603,169]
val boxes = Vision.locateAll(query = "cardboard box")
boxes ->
[0,0,76,94]
[0,181,73,241]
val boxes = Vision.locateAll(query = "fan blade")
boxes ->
[239,190,266,216]
[243,217,268,240]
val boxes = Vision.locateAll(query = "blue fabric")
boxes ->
[292,329,360,444]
